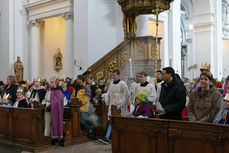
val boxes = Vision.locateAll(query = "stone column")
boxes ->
[215,0,223,79]
[168,0,181,74]
[192,0,222,79]
[135,15,149,37]
[62,12,74,78]
[28,20,43,81]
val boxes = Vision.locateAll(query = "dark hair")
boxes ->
[174,73,184,84]
[112,69,120,75]
[98,78,104,82]
[157,70,162,74]
[139,71,147,76]
[162,67,175,78]
[77,75,85,82]
[200,71,213,81]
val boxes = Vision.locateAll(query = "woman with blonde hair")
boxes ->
[0,75,18,106]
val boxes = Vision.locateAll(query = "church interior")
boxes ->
[1,0,229,153]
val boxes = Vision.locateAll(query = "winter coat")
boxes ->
[188,86,221,123]
[2,84,18,105]
[159,78,186,120]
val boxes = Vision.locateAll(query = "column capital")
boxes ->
[27,20,44,28]
[62,12,73,20]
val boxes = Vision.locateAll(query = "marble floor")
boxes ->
[0,140,112,153]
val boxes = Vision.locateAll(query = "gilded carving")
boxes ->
[202,132,226,146]
[69,98,82,106]
[109,60,117,72]
[113,122,127,132]
[96,71,104,80]
[142,126,160,138]
[135,40,145,59]
[121,51,128,65]
[168,128,183,138]
[14,57,24,83]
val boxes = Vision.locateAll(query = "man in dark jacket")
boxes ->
[158,67,186,120]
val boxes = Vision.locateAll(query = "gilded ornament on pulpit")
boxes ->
[54,48,63,72]
[14,57,24,83]
[109,60,117,72]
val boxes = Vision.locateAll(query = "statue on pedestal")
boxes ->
[14,57,24,83]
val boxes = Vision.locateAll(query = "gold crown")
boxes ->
[34,76,41,82]
[200,63,210,71]
[189,79,195,84]
[21,84,27,88]
[3,93,9,100]
[17,87,24,93]
[224,94,229,101]
[26,80,31,84]
[58,81,67,87]
[50,77,59,82]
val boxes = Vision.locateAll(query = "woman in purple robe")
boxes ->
[133,89,153,118]
[49,77,64,146]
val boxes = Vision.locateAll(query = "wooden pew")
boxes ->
[94,102,108,136]
[111,116,229,153]
[0,106,49,153]
[0,98,89,152]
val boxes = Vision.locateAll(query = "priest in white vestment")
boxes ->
[134,71,157,104]
[99,69,129,144]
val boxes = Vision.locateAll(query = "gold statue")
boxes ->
[14,57,24,83]
[54,48,63,72]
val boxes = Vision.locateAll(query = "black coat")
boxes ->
[159,78,186,120]
[2,84,18,104]
[30,88,46,103]
[17,99,28,108]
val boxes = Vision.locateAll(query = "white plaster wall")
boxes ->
[74,0,123,76]
[13,0,27,79]
[40,16,66,80]
[74,0,89,76]
[222,39,229,77]
[0,0,27,81]
[136,15,150,36]
[88,0,123,66]
[0,0,10,81]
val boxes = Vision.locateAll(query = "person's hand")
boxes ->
[29,98,33,103]
[156,108,161,113]
[161,108,166,115]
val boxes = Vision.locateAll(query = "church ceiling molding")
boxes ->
[24,0,73,21]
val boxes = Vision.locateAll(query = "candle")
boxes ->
[169,56,172,67]
[129,58,133,78]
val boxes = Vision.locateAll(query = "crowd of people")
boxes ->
[0,64,228,146]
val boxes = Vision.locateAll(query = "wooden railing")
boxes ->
[111,116,229,153]
[84,39,130,80]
